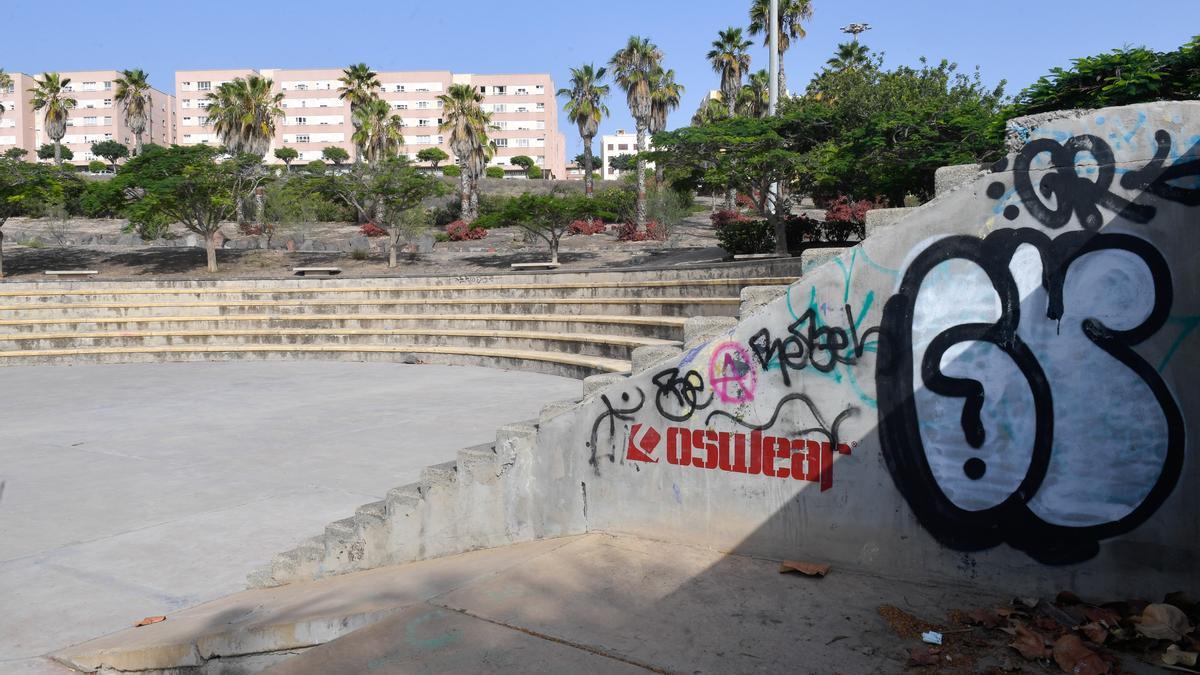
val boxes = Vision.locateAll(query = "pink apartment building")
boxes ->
[0,70,174,165]
[174,68,566,178]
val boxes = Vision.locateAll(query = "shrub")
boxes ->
[714,218,775,255]
[442,164,461,177]
[822,195,885,241]
[88,160,107,173]
[735,192,756,209]
[485,166,504,179]
[350,248,370,260]
[711,209,750,228]
[526,166,542,179]
[446,220,487,241]
[614,220,667,242]
[79,180,126,218]
[568,219,607,236]
[237,222,262,235]
[360,221,388,237]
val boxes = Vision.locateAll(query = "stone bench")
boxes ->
[510,262,561,270]
[43,270,98,277]
[292,267,342,277]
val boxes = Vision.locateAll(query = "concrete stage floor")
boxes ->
[0,361,578,673]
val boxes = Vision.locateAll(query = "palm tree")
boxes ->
[114,69,152,155]
[609,35,663,226]
[648,68,683,187]
[29,73,77,166]
[353,97,405,166]
[827,42,871,72]
[438,83,493,222]
[691,97,728,126]
[748,0,814,97]
[707,27,752,117]
[558,64,610,198]
[205,74,284,156]
[737,69,770,118]
[0,70,12,119]
[338,63,381,164]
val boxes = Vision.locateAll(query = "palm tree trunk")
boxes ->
[255,187,265,225]
[0,229,5,278]
[583,139,595,198]
[135,132,144,156]
[459,164,471,222]
[635,124,648,227]
[468,175,479,220]
[54,141,62,166]
[655,163,665,189]
[779,63,788,99]
[205,232,218,272]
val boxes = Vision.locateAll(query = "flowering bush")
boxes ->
[360,222,388,237]
[735,192,757,209]
[237,222,262,236]
[568,219,607,236]
[615,220,667,242]
[823,195,886,241]
[711,209,750,228]
[446,220,487,241]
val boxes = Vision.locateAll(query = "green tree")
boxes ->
[274,146,299,171]
[37,144,73,161]
[0,159,66,275]
[306,159,327,174]
[649,67,684,186]
[609,154,638,172]
[737,69,770,118]
[748,0,813,96]
[337,63,381,164]
[204,75,284,156]
[827,42,871,72]
[325,160,447,267]
[499,191,594,264]
[416,147,449,172]
[88,160,107,173]
[29,73,77,166]
[3,148,27,161]
[509,155,535,170]
[526,165,543,179]
[708,27,752,117]
[116,145,248,272]
[558,64,610,197]
[438,83,494,222]
[0,69,12,118]
[691,97,728,126]
[322,146,350,168]
[610,36,663,226]
[485,165,504,178]
[1005,36,1200,117]
[114,69,153,155]
[352,97,404,167]
[91,139,129,172]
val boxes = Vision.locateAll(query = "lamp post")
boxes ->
[769,0,786,255]
[840,23,872,42]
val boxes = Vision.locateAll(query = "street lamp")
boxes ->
[840,23,872,42]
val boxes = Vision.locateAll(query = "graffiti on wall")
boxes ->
[876,226,1184,564]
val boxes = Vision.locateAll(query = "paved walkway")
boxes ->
[0,361,578,673]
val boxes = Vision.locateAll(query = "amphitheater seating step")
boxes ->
[292,267,342,276]
[43,270,98,277]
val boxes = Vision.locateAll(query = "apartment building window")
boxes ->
[607,143,614,150]
[536,102,545,111]
[516,106,528,113]
[493,104,506,113]
[416,101,429,109]
[618,144,628,150]
[418,119,429,127]
[494,138,508,148]
[536,121,545,130]
[516,138,530,147]
[295,117,307,125]
[515,88,528,95]
[396,85,406,92]
[104,81,112,90]
[83,81,96,90]
[85,116,97,126]
[492,85,506,95]
[437,135,444,144]
[416,86,429,92]
[296,84,308,91]
[197,116,208,126]
[197,81,211,91]
[395,103,408,110]
[296,134,310,143]
[103,98,112,107]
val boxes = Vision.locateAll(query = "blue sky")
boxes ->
[2,0,1196,159]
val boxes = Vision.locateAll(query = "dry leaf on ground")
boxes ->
[1136,603,1192,641]
[1010,623,1052,660]
[1052,634,1110,675]
[1163,644,1199,667]
[907,646,942,667]
[134,615,166,627]
[1080,622,1109,645]
[779,560,830,577]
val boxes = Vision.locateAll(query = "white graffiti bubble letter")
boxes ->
[875,228,1183,564]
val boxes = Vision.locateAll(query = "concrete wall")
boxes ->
[537,101,1200,596]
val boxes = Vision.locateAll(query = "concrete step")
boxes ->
[0,296,740,318]
[0,276,799,304]
[0,313,689,340]
[0,328,680,361]
[0,343,631,378]
[251,419,544,589]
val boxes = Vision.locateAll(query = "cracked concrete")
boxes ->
[0,361,577,672]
